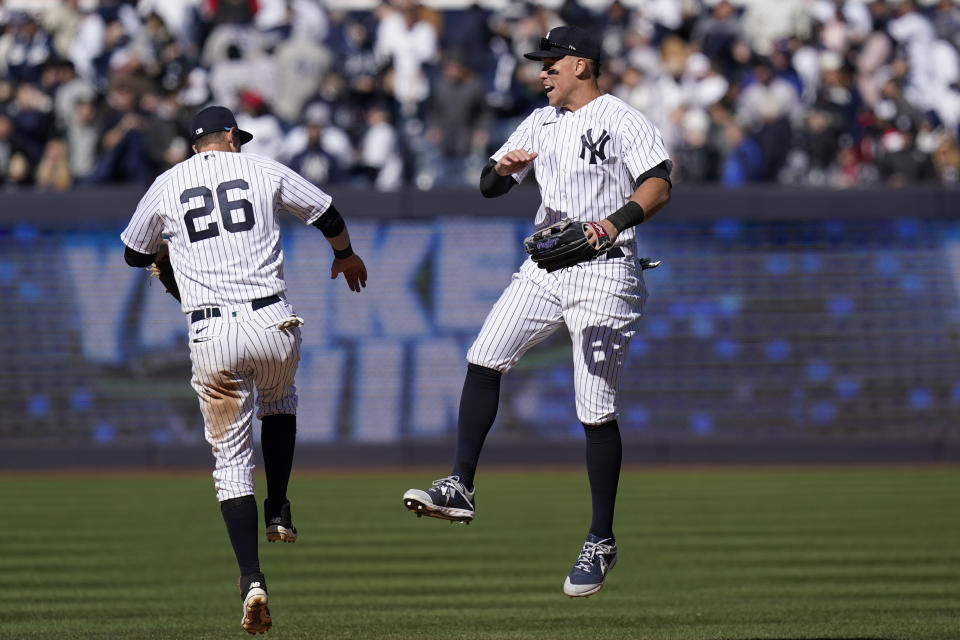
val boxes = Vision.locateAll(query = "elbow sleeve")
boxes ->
[479,161,516,198]
[635,161,673,187]
[312,203,346,238]
[124,245,156,267]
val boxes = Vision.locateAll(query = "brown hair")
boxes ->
[194,130,233,150]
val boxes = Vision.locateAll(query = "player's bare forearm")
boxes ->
[630,177,671,221]
[591,178,672,246]
[327,227,352,255]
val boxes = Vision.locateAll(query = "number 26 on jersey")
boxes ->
[181,179,254,243]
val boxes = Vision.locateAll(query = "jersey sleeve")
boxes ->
[120,180,166,254]
[490,112,535,184]
[270,158,333,224]
[619,110,673,188]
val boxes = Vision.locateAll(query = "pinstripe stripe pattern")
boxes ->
[121,150,327,501]
[121,150,332,310]
[478,93,667,424]
[492,93,670,249]
[190,299,301,501]
[468,257,646,425]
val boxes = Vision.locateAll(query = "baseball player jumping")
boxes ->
[403,26,672,597]
[121,105,367,634]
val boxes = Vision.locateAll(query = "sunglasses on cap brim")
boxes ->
[539,37,583,56]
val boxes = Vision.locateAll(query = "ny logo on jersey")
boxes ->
[579,128,611,164]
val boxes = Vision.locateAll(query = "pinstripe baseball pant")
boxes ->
[188,298,301,502]
[467,254,647,425]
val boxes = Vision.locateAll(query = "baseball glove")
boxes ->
[147,245,181,302]
[523,219,613,272]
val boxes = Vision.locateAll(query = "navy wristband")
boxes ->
[606,201,645,232]
[333,244,354,260]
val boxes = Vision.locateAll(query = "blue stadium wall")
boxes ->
[1,185,958,467]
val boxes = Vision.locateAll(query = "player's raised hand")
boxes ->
[331,254,368,292]
[495,149,538,176]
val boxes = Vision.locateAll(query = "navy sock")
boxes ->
[451,363,502,489]
[583,420,622,540]
[220,495,260,576]
[261,413,296,505]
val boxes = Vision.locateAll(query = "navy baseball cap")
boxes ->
[524,25,601,61]
[190,105,253,145]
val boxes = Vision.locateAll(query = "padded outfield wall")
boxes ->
[0,185,958,467]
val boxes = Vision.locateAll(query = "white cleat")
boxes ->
[239,573,272,634]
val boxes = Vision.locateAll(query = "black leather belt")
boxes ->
[190,295,281,323]
[605,247,625,259]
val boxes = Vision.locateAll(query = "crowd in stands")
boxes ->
[1,0,959,191]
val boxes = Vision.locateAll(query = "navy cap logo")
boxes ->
[190,106,254,145]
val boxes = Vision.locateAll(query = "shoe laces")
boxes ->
[430,475,473,503]
[432,475,468,493]
[574,538,615,573]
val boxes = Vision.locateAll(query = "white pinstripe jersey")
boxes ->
[492,93,671,248]
[121,150,332,311]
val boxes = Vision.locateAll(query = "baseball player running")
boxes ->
[121,105,367,634]
[403,26,672,597]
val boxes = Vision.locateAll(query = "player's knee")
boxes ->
[582,418,619,431]
[257,395,298,418]
[466,362,503,379]
[575,401,618,426]
[261,413,295,429]
[464,349,510,374]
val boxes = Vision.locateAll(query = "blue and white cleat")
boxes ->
[402,475,475,524]
[563,534,618,597]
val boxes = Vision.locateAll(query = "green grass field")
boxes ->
[1,467,957,640]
